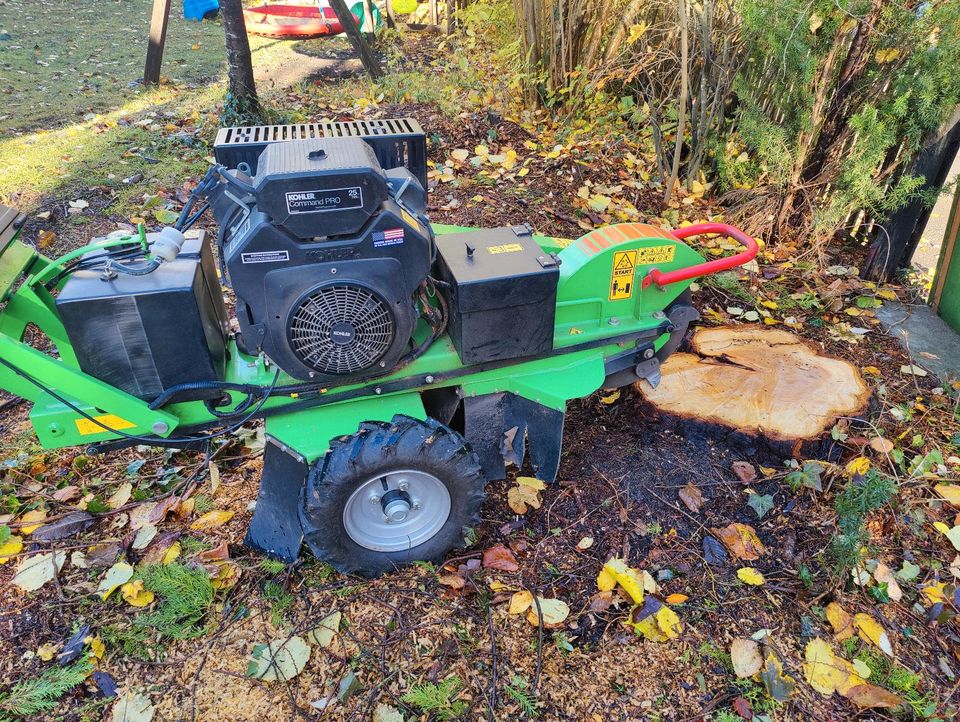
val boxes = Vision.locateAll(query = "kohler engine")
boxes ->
[208,137,433,382]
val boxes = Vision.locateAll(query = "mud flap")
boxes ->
[243,439,308,562]
[463,392,565,483]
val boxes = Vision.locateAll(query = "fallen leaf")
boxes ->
[507,476,545,515]
[108,482,133,510]
[36,642,57,661]
[373,703,405,722]
[747,493,774,519]
[248,636,311,681]
[900,364,927,377]
[98,562,134,600]
[508,590,534,615]
[600,558,646,604]
[52,485,80,502]
[869,437,894,454]
[665,593,688,604]
[760,649,796,702]
[0,534,23,564]
[112,691,154,722]
[600,390,621,405]
[737,567,765,586]
[438,573,465,589]
[631,598,682,642]
[121,580,155,607]
[731,638,763,678]
[450,148,470,162]
[845,456,870,477]
[702,535,728,565]
[526,597,569,628]
[482,544,519,572]
[678,484,703,513]
[19,509,47,535]
[576,536,594,550]
[804,638,851,695]
[12,551,66,592]
[732,461,757,484]
[825,602,854,641]
[854,613,893,657]
[844,684,903,708]
[589,591,613,612]
[873,563,902,602]
[31,512,94,541]
[711,523,766,561]
[935,484,960,507]
[307,611,342,648]
[189,510,234,531]
[732,696,754,720]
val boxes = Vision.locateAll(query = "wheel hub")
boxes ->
[343,469,451,552]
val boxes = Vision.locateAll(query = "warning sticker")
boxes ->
[487,243,524,255]
[635,244,676,265]
[609,250,637,301]
[400,208,423,233]
[75,414,136,436]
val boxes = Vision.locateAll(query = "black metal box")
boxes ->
[56,231,229,402]
[213,118,428,189]
[254,138,388,239]
[435,226,559,365]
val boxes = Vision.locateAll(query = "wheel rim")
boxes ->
[342,469,451,552]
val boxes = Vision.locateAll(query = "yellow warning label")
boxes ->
[635,244,676,265]
[487,243,524,255]
[609,250,637,300]
[400,208,422,233]
[75,414,136,436]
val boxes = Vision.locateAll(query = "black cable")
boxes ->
[0,354,280,444]
[181,202,210,232]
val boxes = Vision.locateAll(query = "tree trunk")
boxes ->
[664,0,689,204]
[800,0,883,187]
[219,0,260,115]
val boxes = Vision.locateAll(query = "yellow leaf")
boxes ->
[474,144,489,157]
[845,457,870,477]
[19,510,47,535]
[162,541,181,565]
[934,521,951,535]
[627,22,648,44]
[602,558,645,604]
[450,149,470,162]
[0,535,23,565]
[634,604,682,642]
[921,582,946,605]
[526,597,569,628]
[600,390,621,405]
[760,300,779,309]
[107,482,132,510]
[36,643,57,662]
[876,289,897,301]
[97,561,134,600]
[87,636,105,661]
[507,478,543,515]
[508,590,533,615]
[501,149,518,170]
[854,613,893,656]
[737,567,765,585]
[523,140,538,151]
[210,561,240,590]
[189,510,234,531]
[803,638,850,695]
[935,484,960,507]
[825,601,854,641]
[517,167,530,177]
[596,566,616,592]
[861,366,881,376]
[121,579,155,607]
[665,593,688,604]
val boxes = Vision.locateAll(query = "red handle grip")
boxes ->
[641,222,758,290]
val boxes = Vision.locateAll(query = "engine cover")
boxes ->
[210,137,432,382]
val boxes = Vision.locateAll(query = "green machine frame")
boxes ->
[0,205,756,560]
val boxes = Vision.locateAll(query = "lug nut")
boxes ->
[397,480,409,491]
[369,493,381,504]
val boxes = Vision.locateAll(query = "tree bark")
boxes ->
[664,0,689,204]
[219,0,260,113]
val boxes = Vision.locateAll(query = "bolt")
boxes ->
[653,310,666,319]
[151,421,169,435]
[375,387,382,395]
[411,499,422,510]
[369,493,381,504]
[397,480,409,491]
[425,375,435,384]
[330,268,337,274]
[608,317,620,326]
[643,348,655,359]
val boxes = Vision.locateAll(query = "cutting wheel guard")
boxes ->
[641,222,758,290]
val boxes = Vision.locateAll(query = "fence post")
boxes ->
[144,0,172,85]
[329,0,384,79]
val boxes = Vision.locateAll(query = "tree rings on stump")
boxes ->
[635,326,870,459]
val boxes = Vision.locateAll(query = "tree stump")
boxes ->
[635,326,870,458]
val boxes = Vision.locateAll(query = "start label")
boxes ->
[609,250,636,300]
[487,243,524,255]
[75,414,136,436]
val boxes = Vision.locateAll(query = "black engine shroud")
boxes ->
[210,137,433,382]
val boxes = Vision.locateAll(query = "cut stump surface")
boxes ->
[636,326,870,441]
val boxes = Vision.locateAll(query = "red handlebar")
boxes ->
[641,222,758,290]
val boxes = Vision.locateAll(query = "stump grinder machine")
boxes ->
[0,120,756,576]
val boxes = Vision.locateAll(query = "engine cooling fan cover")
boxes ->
[287,283,396,375]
